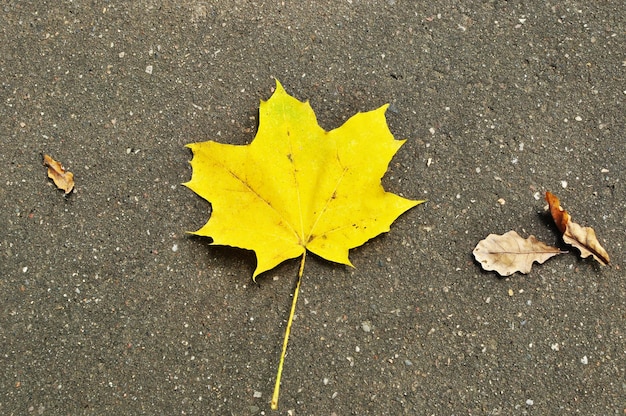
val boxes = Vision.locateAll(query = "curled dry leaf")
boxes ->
[473,230,564,276]
[545,191,610,265]
[43,154,74,195]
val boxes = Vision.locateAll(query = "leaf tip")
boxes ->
[545,191,568,234]
[251,265,266,281]
[271,78,289,100]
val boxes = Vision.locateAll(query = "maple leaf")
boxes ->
[184,80,422,278]
[43,154,74,195]
[545,191,610,265]
[184,80,423,409]
[473,231,564,276]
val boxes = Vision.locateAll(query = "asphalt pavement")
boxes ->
[1,2,624,414]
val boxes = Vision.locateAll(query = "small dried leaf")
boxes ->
[43,154,74,194]
[473,230,564,276]
[545,191,610,265]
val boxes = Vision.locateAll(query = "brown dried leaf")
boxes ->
[473,231,564,276]
[43,154,74,194]
[545,191,610,265]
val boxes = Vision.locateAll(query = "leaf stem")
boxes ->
[270,252,306,410]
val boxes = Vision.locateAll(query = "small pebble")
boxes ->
[361,321,372,333]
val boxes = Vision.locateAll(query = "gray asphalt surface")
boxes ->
[1,1,624,415]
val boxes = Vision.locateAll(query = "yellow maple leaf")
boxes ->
[184,80,424,409]
[185,80,423,278]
